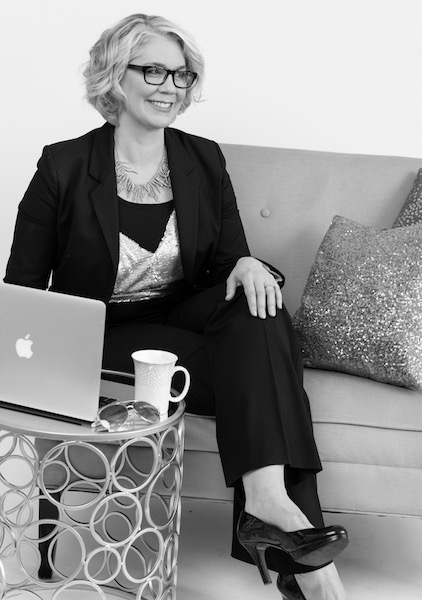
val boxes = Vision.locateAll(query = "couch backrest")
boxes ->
[221,143,422,314]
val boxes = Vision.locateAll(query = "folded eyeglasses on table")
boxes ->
[92,398,160,432]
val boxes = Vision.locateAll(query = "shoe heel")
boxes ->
[241,542,272,585]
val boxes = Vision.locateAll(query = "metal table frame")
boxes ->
[0,371,185,600]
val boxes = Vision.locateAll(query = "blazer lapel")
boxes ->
[88,123,120,274]
[165,128,199,284]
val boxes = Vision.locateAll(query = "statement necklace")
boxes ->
[115,147,171,203]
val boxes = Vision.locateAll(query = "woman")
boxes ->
[4,14,348,599]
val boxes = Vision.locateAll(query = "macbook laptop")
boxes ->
[0,283,106,423]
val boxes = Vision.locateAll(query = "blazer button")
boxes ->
[260,208,271,218]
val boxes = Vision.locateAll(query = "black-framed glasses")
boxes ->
[127,65,198,89]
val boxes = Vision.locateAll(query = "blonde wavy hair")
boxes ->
[84,14,205,125]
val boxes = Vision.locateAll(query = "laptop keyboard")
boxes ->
[99,396,119,409]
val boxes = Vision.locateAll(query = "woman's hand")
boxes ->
[225,257,283,318]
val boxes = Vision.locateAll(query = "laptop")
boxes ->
[0,283,106,423]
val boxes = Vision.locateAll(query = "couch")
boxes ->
[181,143,422,519]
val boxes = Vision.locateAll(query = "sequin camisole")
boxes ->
[110,199,185,305]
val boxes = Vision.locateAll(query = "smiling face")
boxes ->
[119,36,187,135]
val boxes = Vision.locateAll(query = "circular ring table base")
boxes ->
[0,371,185,600]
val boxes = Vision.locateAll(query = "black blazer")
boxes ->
[5,123,250,303]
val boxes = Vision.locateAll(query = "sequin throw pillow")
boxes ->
[393,168,422,227]
[292,215,422,390]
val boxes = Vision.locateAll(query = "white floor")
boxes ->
[3,498,421,599]
[177,498,422,600]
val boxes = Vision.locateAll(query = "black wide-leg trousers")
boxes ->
[103,283,324,575]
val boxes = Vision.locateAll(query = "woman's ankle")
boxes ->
[242,465,313,531]
[244,498,313,532]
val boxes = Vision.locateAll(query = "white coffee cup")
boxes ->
[131,350,190,418]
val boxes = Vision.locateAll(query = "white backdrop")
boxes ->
[1,0,422,274]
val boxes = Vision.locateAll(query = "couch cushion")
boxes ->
[393,167,422,227]
[305,368,422,469]
[316,463,422,516]
[293,216,422,389]
[185,413,218,453]
[304,368,422,431]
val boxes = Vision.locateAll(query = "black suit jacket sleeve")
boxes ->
[5,146,59,290]
[4,123,252,302]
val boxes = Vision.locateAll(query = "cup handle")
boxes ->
[170,366,190,402]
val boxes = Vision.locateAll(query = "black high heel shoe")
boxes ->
[276,573,306,599]
[237,511,348,585]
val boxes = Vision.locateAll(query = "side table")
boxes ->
[0,370,185,600]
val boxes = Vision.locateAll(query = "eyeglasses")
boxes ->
[126,65,198,89]
[92,399,160,432]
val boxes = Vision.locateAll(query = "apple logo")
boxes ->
[15,334,34,359]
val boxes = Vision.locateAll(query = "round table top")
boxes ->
[0,403,185,442]
[0,370,185,442]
